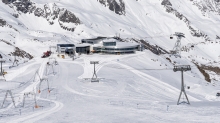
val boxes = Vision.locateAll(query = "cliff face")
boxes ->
[2,0,81,32]
[161,0,211,41]
[98,0,126,15]
[191,0,220,15]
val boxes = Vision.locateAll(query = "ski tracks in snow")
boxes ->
[62,54,201,102]
[6,59,63,123]
[113,61,200,101]
[8,99,63,123]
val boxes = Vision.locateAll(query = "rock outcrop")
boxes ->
[98,0,126,15]
[2,0,81,32]
[191,0,220,15]
[161,0,211,41]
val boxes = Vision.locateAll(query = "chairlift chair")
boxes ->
[216,92,220,97]
[170,34,173,39]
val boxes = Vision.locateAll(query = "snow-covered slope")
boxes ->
[0,0,220,122]
[0,0,219,81]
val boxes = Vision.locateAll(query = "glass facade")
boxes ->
[76,47,90,54]
[103,42,116,46]
[93,46,138,53]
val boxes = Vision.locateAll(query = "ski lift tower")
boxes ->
[23,91,38,108]
[12,52,19,67]
[173,65,191,105]
[46,61,56,75]
[170,32,185,58]
[0,58,5,76]
[38,76,50,93]
[2,90,16,108]
[90,61,99,82]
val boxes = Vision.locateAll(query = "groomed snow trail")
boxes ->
[3,58,64,123]
[1,53,220,123]
[62,53,196,102]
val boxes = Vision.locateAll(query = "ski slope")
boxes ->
[0,51,219,122]
[0,0,220,122]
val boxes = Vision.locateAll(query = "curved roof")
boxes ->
[81,37,140,49]
[57,44,75,47]
[94,42,139,49]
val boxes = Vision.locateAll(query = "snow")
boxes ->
[0,0,220,122]
[0,52,218,122]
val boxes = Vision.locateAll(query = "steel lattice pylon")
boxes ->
[173,65,191,105]
[172,32,185,57]
[2,90,16,108]
[23,91,38,108]
[90,61,99,82]
[0,59,5,76]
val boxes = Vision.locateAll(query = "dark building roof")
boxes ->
[57,44,75,47]
[83,37,107,41]
[81,37,120,44]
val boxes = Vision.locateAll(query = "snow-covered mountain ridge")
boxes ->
[1,0,220,122]
[0,0,219,80]
[0,0,220,81]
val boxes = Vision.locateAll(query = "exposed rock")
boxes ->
[131,38,169,55]
[194,63,211,82]
[0,18,18,31]
[12,47,33,60]
[59,9,80,24]
[2,0,15,4]
[202,65,220,75]
[161,0,211,41]
[44,4,51,19]
[1,0,81,32]
[0,39,33,60]
[52,3,60,20]
[98,0,126,15]
[12,13,19,18]
[34,8,44,17]
[191,0,220,15]
[194,63,220,83]
[13,0,33,14]
[0,19,7,27]
[161,0,172,6]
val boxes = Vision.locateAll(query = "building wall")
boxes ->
[93,45,139,53]
[76,46,90,54]
[57,46,75,54]
[57,44,75,54]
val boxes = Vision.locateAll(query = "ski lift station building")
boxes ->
[57,44,75,55]
[81,37,142,54]
[57,37,142,55]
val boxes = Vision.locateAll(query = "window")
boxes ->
[103,42,116,46]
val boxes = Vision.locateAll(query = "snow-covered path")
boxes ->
[38,54,220,122]
[1,53,220,123]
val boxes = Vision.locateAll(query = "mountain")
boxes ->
[0,0,220,122]
[0,0,220,81]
